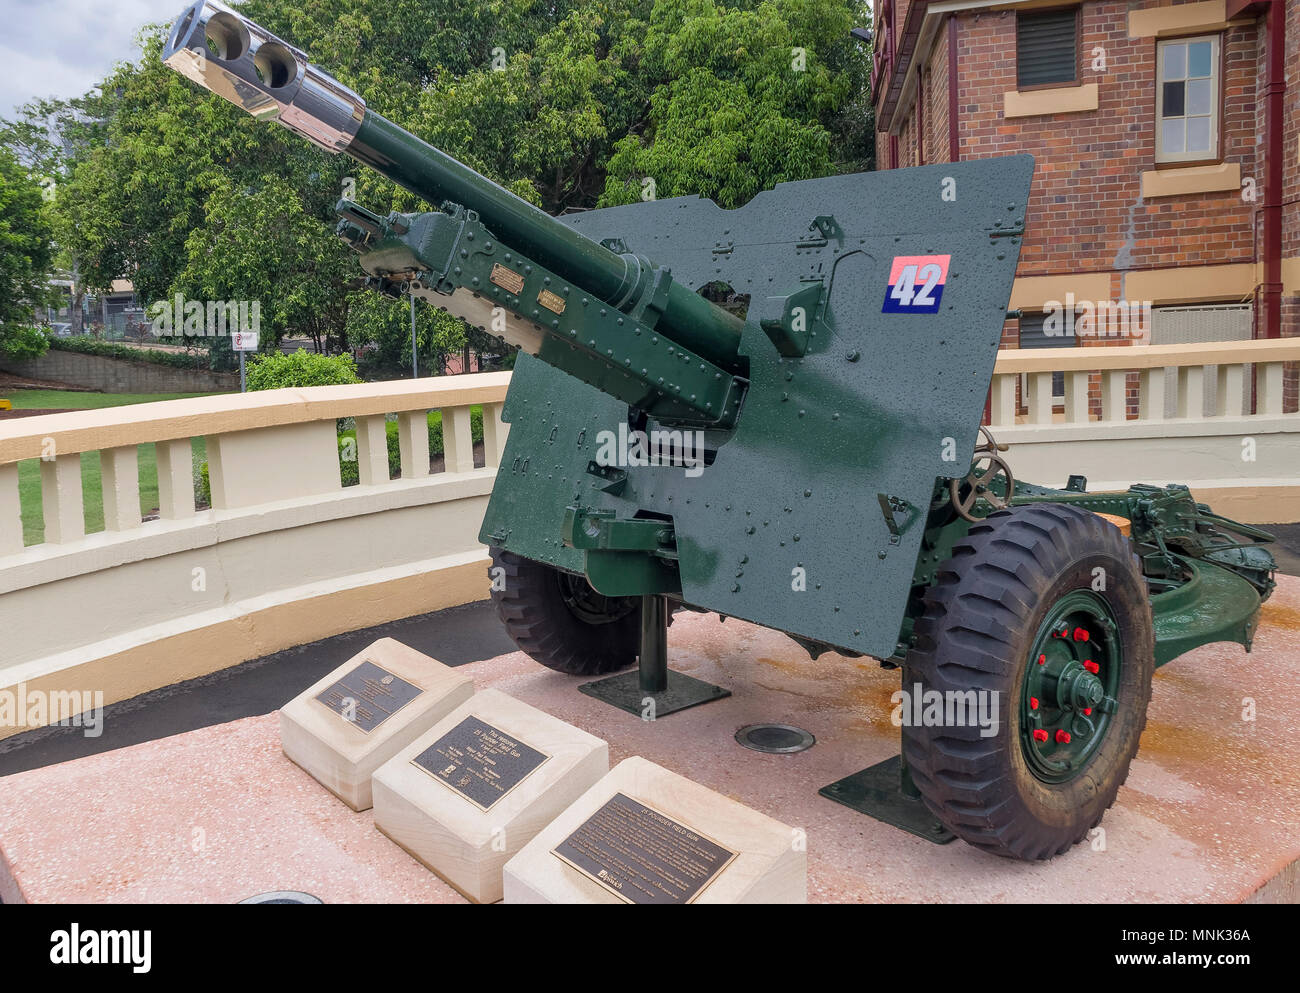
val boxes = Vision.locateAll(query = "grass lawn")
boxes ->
[7,390,219,546]
[8,389,211,410]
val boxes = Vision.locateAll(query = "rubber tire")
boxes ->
[902,503,1155,860]
[489,547,640,676]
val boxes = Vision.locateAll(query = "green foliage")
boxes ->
[344,290,470,377]
[338,436,363,487]
[0,325,50,361]
[48,335,210,369]
[598,0,871,208]
[177,175,355,353]
[3,0,872,368]
[245,350,364,391]
[337,407,486,485]
[0,148,56,348]
[196,460,212,509]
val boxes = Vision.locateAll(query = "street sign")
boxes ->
[233,331,259,351]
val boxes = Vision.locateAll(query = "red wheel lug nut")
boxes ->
[1083,659,1099,674]
[1056,729,1071,744]
[1083,707,1092,716]
[1030,697,1039,710]
[1037,654,1047,665]
[1033,729,1049,742]
[1073,627,1089,642]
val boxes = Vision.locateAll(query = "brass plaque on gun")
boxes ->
[489,263,525,295]
[537,289,566,314]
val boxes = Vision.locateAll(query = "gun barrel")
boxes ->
[163,1,743,370]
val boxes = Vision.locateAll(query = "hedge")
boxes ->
[49,336,211,370]
[337,407,484,485]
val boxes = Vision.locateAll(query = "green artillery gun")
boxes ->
[165,2,1277,860]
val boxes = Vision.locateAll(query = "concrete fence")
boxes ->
[0,374,510,738]
[1,347,238,394]
[1,342,1299,736]
[988,339,1300,523]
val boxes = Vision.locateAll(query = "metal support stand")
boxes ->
[579,594,730,718]
[819,752,956,844]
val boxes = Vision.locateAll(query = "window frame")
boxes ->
[1154,33,1225,167]
[1015,6,1082,92]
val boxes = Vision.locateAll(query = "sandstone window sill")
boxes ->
[1141,162,1241,199]
[1003,83,1099,120]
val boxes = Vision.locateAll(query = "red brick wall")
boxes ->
[874,0,1296,414]
[954,4,1257,286]
[1283,0,1299,410]
[925,26,951,164]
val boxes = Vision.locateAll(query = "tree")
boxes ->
[176,175,354,353]
[598,0,872,208]
[5,0,873,373]
[0,148,55,355]
[344,290,469,377]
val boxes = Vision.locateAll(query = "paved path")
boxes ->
[2,574,1297,903]
[3,525,1296,779]
[0,600,515,778]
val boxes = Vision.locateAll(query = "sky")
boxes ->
[1,0,186,117]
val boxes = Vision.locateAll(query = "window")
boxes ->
[1017,8,1079,89]
[1157,36,1220,163]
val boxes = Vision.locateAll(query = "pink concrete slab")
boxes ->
[0,713,467,904]
[2,575,1298,904]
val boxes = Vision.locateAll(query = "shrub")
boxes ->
[336,406,484,483]
[427,407,485,457]
[0,325,50,361]
[246,350,362,391]
[195,460,211,508]
[338,435,360,487]
[48,335,208,369]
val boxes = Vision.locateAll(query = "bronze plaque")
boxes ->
[411,715,549,811]
[489,263,525,295]
[552,792,737,904]
[315,661,421,734]
[537,288,566,315]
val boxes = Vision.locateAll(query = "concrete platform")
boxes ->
[2,575,1298,904]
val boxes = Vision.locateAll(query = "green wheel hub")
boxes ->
[1021,590,1121,784]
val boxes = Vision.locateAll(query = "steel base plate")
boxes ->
[819,754,956,844]
[578,669,731,718]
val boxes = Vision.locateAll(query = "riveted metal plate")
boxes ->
[481,156,1033,658]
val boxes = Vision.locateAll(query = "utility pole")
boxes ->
[411,291,419,379]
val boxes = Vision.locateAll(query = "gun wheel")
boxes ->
[489,548,640,675]
[902,504,1154,860]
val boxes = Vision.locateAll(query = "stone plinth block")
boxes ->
[504,756,807,904]
[372,688,608,903]
[279,637,474,811]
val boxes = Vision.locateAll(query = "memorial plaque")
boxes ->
[411,715,549,811]
[551,792,737,905]
[314,660,423,734]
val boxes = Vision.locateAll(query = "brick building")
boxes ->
[870,0,1297,412]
